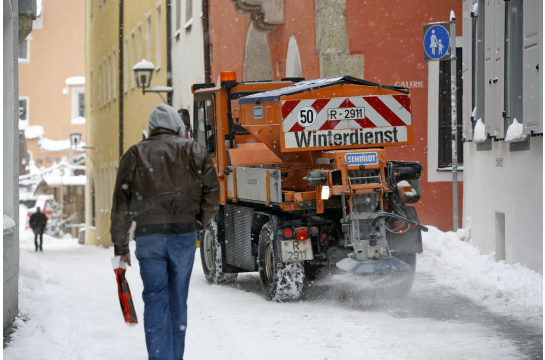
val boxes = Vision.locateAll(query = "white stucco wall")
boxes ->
[171,0,205,118]
[462,138,543,274]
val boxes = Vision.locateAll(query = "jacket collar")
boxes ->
[149,128,179,137]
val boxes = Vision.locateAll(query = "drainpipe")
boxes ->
[118,0,124,158]
[203,0,211,83]
[166,0,173,105]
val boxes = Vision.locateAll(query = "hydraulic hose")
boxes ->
[371,213,428,232]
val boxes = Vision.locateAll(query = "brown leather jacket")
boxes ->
[110,128,220,255]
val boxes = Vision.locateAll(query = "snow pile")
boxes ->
[473,119,486,142]
[39,138,86,152]
[25,125,44,139]
[4,214,16,231]
[418,226,543,323]
[505,118,526,142]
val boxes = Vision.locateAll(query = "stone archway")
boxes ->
[243,23,273,81]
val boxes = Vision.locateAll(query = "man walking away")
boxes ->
[110,104,220,360]
[29,207,48,251]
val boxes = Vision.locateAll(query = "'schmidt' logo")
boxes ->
[254,106,263,119]
[345,152,378,166]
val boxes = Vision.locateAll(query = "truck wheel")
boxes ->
[258,222,304,301]
[395,253,416,296]
[200,219,237,284]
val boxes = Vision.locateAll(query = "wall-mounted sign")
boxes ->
[496,158,503,167]
[423,23,451,61]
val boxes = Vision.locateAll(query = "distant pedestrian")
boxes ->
[111,104,220,360]
[29,207,48,251]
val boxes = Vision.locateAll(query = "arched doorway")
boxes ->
[243,23,273,81]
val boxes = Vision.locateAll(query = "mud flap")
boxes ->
[336,257,412,275]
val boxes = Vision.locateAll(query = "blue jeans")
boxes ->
[135,231,197,360]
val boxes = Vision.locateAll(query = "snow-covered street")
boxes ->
[4,228,542,360]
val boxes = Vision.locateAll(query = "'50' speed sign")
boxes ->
[296,106,318,128]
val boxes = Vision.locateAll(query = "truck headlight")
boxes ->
[321,186,330,200]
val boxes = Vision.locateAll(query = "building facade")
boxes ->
[18,0,86,168]
[85,0,169,247]
[461,0,543,273]
[4,0,37,330]
[208,0,464,231]
[171,0,206,117]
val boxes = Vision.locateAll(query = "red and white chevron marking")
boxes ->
[281,95,411,132]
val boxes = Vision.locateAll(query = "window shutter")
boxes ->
[523,0,543,135]
[462,0,474,141]
[484,0,495,138]
[492,0,505,138]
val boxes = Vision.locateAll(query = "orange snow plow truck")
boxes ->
[188,72,428,301]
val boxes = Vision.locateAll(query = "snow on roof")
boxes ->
[3,214,16,232]
[39,138,86,152]
[65,76,85,86]
[239,76,408,104]
[42,175,86,186]
[25,125,44,139]
[71,116,86,125]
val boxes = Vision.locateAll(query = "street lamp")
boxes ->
[133,59,155,93]
[132,59,173,103]
[69,129,82,164]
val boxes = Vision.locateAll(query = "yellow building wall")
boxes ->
[85,0,168,248]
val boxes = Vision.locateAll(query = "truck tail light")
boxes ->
[295,227,308,241]
[283,229,293,238]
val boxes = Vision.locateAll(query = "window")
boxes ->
[193,97,215,157]
[137,23,142,61]
[19,97,29,120]
[90,171,96,226]
[18,37,30,62]
[156,3,162,67]
[33,9,43,29]
[146,13,152,61]
[79,93,85,117]
[130,30,136,89]
[438,47,463,168]
[112,47,117,100]
[102,60,107,106]
[185,0,193,29]
[107,55,112,103]
[285,35,302,78]
[98,65,102,107]
[123,37,129,93]
[90,68,93,112]
[71,88,85,121]
[176,0,181,31]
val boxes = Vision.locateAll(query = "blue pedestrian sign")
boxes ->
[423,23,451,61]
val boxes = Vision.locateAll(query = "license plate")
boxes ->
[281,239,314,262]
[327,107,365,121]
